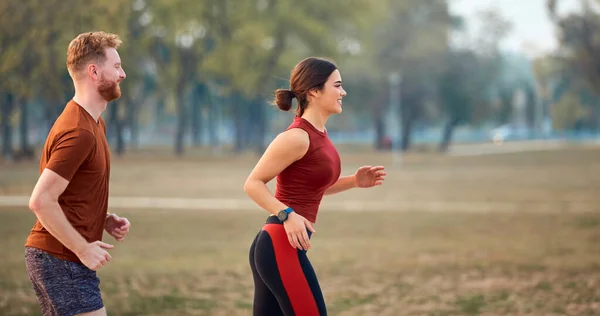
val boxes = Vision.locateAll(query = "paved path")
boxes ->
[447,140,574,156]
[1,195,595,213]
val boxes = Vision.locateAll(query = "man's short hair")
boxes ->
[66,31,122,77]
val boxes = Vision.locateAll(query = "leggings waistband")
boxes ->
[265,215,283,225]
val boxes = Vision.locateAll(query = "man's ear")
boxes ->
[88,64,99,80]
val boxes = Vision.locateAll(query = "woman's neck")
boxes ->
[300,107,329,132]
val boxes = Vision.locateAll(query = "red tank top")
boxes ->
[274,116,342,223]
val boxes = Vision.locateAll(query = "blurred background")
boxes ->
[1,0,599,158]
[1,0,600,315]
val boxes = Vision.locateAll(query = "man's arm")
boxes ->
[29,128,113,270]
[29,169,91,255]
[29,169,113,270]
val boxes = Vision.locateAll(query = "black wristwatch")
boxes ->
[277,207,294,222]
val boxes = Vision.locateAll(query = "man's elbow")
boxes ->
[29,195,41,213]
[29,193,52,215]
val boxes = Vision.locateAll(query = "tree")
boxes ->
[202,0,372,154]
[532,55,562,130]
[144,0,212,156]
[437,50,480,152]
[547,0,600,131]
[548,0,600,92]
[437,7,512,151]
[0,0,135,160]
[552,91,588,130]
[353,0,452,151]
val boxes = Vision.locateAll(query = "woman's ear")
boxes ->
[307,88,319,100]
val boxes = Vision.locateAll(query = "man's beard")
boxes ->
[97,75,121,102]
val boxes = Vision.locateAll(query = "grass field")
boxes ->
[1,146,600,315]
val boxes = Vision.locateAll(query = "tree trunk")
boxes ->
[375,114,386,150]
[242,97,252,151]
[45,105,54,135]
[109,101,125,156]
[439,118,459,153]
[191,84,205,147]
[251,99,266,154]
[373,89,388,150]
[251,9,286,154]
[1,93,15,161]
[233,93,245,153]
[174,85,187,156]
[128,101,139,150]
[400,116,413,152]
[207,89,219,147]
[400,97,414,152]
[155,96,166,131]
[18,98,34,160]
[174,47,196,156]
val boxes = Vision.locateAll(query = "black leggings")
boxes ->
[249,216,327,316]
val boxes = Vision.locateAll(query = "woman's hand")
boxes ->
[354,166,386,188]
[283,212,315,250]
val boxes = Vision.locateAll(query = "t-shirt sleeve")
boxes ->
[45,128,95,181]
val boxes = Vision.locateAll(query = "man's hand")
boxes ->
[104,213,131,242]
[76,241,114,271]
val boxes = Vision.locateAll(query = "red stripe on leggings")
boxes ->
[263,223,319,315]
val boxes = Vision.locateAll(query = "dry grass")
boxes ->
[2,209,599,315]
[3,145,600,211]
[1,146,600,315]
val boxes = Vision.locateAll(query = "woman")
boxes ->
[244,57,386,315]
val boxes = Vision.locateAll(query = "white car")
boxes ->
[490,124,531,144]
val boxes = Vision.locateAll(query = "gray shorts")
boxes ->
[25,247,104,316]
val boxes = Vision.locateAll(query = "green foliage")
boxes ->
[437,7,514,126]
[551,91,588,130]
[438,50,480,124]
[8,0,594,155]
[548,0,600,94]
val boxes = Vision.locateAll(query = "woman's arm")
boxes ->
[324,166,387,196]
[244,128,316,250]
[243,128,309,215]
[323,176,356,195]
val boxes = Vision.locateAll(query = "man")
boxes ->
[25,31,130,316]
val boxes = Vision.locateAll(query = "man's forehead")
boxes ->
[104,47,121,62]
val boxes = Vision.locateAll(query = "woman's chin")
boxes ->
[332,105,343,114]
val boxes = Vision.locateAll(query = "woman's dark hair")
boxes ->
[274,57,337,117]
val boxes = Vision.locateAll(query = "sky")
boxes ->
[449,0,582,58]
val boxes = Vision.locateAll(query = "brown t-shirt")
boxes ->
[25,100,111,263]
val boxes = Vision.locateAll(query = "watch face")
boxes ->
[277,210,288,222]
